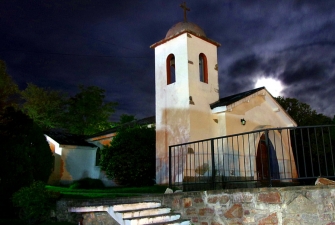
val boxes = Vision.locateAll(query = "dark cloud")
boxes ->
[281,63,325,85]
[227,54,260,78]
[1,0,335,121]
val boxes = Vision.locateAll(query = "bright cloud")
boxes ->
[255,77,284,97]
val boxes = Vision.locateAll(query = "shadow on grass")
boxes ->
[46,185,169,199]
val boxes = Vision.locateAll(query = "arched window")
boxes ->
[199,53,208,83]
[166,54,176,85]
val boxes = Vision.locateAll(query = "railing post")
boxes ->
[169,146,172,189]
[264,130,272,187]
[210,139,215,190]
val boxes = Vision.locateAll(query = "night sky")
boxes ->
[1,0,335,121]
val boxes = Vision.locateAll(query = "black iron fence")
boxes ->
[168,125,335,191]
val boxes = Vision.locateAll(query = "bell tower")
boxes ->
[150,4,221,184]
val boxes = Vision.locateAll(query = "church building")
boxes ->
[150,3,297,184]
[45,4,297,187]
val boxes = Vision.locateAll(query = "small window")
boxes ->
[166,54,176,85]
[199,53,208,83]
[95,147,101,166]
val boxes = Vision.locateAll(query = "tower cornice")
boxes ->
[150,30,221,49]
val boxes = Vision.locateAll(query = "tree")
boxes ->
[20,84,117,134]
[0,60,19,111]
[21,83,67,130]
[0,107,53,218]
[118,114,136,125]
[275,96,332,126]
[100,125,156,186]
[276,96,334,182]
[64,85,117,135]
[12,181,58,224]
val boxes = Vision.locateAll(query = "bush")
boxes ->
[69,178,105,189]
[12,181,59,225]
[0,108,54,218]
[100,125,156,186]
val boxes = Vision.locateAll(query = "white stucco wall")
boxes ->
[154,33,219,184]
[45,135,104,185]
[58,145,100,184]
[211,90,297,180]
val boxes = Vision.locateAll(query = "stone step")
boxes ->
[142,218,191,225]
[123,213,181,225]
[120,207,172,219]
[68,201,191,225]
[113,202,161,212]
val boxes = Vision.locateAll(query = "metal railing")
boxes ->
[168,125,335,191]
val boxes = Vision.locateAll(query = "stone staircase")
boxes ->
[69,201,191,225]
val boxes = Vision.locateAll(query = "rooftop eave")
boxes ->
[150,30,221,49]
[211,106,227,114]
[45,135,59,147]
[87,133,116,142]
[210,88,267,111]
[59,144,97,150]
[265,94,297,127]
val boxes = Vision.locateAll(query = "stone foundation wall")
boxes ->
[56,185,335,225]
[164,185,335,224]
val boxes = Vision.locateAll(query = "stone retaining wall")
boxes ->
[57,185,335,224]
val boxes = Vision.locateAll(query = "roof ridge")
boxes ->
[210,86,265,109]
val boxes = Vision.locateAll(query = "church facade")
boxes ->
[150,15,297,184]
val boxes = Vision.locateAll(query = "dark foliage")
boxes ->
[12,181,60,225]
[21,83,67,130]
[0,60,19,111]
[64,85,117,135]
[0,108,53,218]
[20,84,117,135]
[100,125,156,186]
[275,97,335,184]
[290,126,335,184]
[69,178,105,189]
[275,96,332,126]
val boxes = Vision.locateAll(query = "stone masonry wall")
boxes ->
[162,185,335,224]
[57,185,335,225]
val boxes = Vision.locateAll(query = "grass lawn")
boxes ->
[46,185,169,199]
[0,219,76,225]
[1,185,170,224]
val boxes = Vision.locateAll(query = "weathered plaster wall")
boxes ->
[57,185,335,225]
[224,94,290,136]
[215,91,298,180]
[46,135,105,185]
[88,133,116,148]
[47,145,101,185]
[154,33,219,184]
[58,146,99,184]
[47,141,61,185]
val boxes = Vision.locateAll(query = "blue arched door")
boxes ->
[256,134,279,180]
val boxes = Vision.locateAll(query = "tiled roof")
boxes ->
[210,87,265,109]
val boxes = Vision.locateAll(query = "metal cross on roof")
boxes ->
[180,2,190,22]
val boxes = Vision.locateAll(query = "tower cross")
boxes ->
[180,2,190,22]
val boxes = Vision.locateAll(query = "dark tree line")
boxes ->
[275,96,335,183]
[21,83,117,135]
[275,96,333,126]
[1,60,117,135]
[0,59,117,218]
